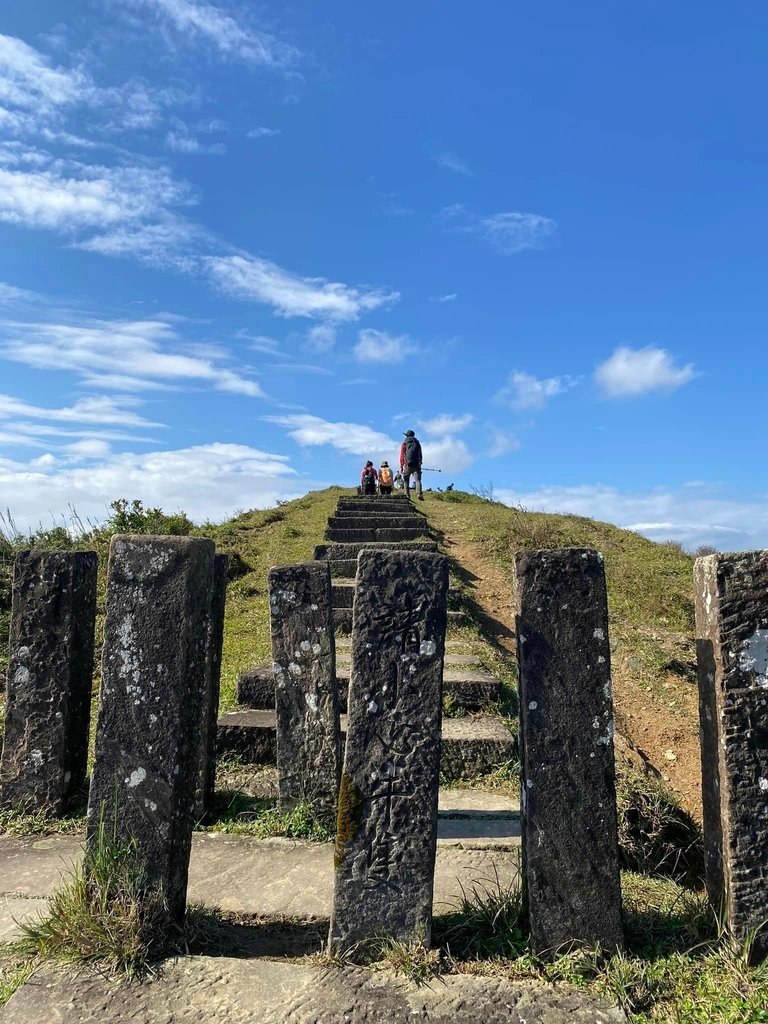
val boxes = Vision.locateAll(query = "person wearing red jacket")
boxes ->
[360,460,378,495]
[399,430,424,500]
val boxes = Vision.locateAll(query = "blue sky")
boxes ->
[1,1,767,548]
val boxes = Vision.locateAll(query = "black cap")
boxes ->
[403,429,415,437]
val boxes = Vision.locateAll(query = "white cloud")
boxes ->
[430,293,457,303]
[441,204,557,255]
[435,152,472,176]
[165,127,225,155]
[267,413,475,475]
[419,413,473,436]
[353,328,415,364]
[247,126,280,139]
[124,0,300,68]
[595,346,696,398]
[305,323,336,353]
[492,481,768,551]
[0,157,192,232]
[0,393,161,427]
[495,371,578,410]
[0,281,40,304]
[0,34,87,115]
[0,317,264,396]
[207,255,398,321]
[1,442,299,529]
[486,425,521,458]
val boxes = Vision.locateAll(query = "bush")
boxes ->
[102,499,193,536]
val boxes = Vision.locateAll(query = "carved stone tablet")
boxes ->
[270,562,340,820]
[194,553,228,821]
[514,548,624,955]
[695,551,768,962]
[329,549,448,950]
[0,551,97,815]
[87,535,214,924]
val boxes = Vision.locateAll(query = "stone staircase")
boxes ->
[216,492,517,779]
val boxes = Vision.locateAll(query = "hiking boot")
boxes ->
[418,494,425,501]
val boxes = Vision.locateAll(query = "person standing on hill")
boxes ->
[379,461,394,495]
[360,460,378,495]
[399,429,424,501]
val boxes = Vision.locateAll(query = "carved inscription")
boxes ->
[329,549,448,949]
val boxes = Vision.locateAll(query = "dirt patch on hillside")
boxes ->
[433,514,702,818]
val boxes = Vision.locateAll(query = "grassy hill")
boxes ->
[1,486,700,811]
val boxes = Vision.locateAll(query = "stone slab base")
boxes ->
[324,527,429,543]
[4,958,627,1023]
[217,712,516,777]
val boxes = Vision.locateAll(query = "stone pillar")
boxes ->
[329,549,448,951]
[695,551,768,962]
[87,535,214,924]
[0,551,98,816]
[270,562,340,820]
[193,553,228,822]
[514,548,623,955]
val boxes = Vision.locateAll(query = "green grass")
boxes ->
[203,790,334,842]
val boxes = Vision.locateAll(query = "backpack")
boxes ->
[380,467,393,486]
[363,467,375,482]
[404,436,421,467]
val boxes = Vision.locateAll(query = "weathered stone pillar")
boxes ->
[514,548,623,955]
[87,535,214,924]
[0,550,97,816]
[270,562,340,820]
[193,553,228,822]
[329,549,448,951]
[695,551,768,962]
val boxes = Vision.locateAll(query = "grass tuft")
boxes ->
[437,869,526,960]
[204,792,334,842]
[616,767,704,884]
[19,815,177,976]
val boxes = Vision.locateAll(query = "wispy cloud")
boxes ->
[435,152,472,176]
[305,323,336,353]
[166,119,226,155]
[247,126,280,139]
[353,328,415,364]
[486,425,521,457]
[123,0,300,68]
[0,281,41,305]
[429,293,457,303]
[207,255,398,321]
[0,393,161,427]
[0,317,264,396]
[595,346,696,398]
[495,370,579,410]
[440,204,557,255]
[419,412,473,435]
[267,413,475,474]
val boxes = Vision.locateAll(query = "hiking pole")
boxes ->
[421,468,442,472]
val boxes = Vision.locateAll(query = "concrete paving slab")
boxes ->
[0,895,48,939]
[0,831,521,938]
[1,957,627,1023]
[438,789,519,815]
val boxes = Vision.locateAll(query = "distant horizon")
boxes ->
[2,3,767,550]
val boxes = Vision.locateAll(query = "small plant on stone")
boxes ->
[19,815,177,975]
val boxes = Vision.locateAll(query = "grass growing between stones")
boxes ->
[203,790,334,842]
[429,872,768,1023]
[18,816,177,976]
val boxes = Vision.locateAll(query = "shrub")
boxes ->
[102,499,193,537]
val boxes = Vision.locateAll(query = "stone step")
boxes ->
[332,608,466,631]
[336,498,412,511]
[237,664,500,712]
[324,527,429,543]
[217,712,516,779]
[314,541,437,560]
[327,559,357,578]
[333,507,425,519]
[327,516,426,532]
